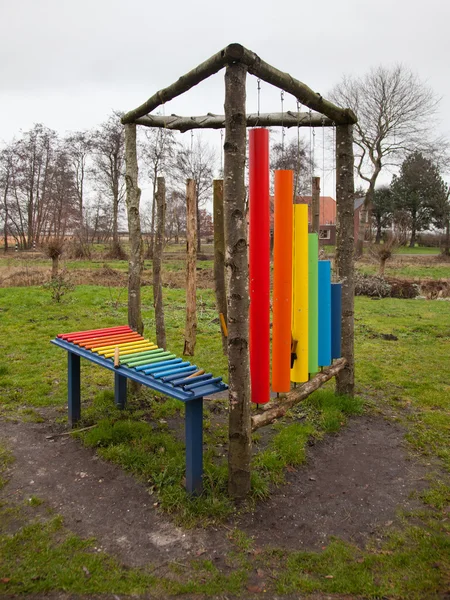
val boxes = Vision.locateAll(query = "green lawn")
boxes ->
[0,284,449,598]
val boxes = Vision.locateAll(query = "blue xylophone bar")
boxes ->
[162,367,198,382]
[158,365,198,380]
[135,358,182,372]
[173,373,213,387]
[184,376,223,391]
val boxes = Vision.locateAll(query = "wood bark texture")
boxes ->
[124,124,144,335]
[213,179,227,354]
[184,178,197,356]
[335,125,355,396]
[312,176,320,234]
[153,177,166,349]
[135,112,333,131]
[251,358,347,431]
[122,43,355,126]
[121,48,229,124]
[223,62,252,499]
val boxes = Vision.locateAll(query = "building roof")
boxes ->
[354,197,365,211]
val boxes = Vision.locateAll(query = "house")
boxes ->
[264,195,363,246]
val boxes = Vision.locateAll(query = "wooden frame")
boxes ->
[122,42,356,497]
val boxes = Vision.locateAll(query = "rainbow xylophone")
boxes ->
[51,325,228,494]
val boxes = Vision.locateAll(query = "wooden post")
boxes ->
[124,124,144,335]
[223,61,251,499]
[184,178,197,356]
[335,125,355,396]
[312,176,320,234]
[153,177,166,349]
[213,179,227,354]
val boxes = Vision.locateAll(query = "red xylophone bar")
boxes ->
[79,334,143,349]
[59,326,132,341]
[64,330,136,344]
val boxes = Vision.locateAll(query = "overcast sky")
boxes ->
[1,0,449,196]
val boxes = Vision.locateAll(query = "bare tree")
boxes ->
[270,137,312,197]
[0,147,13,252]
[141,127,177,257]
[65,131,94,238]
[92,113,126,257]
[331,65,443,256]
[175,135,216,251]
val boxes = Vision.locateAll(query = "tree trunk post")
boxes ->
[223,62,251,500]
[124,124,144,335]
[312,176,320,234]
[213,179,227,354]
[184,178,197,356]
[153,177,166,349]
[445,218,450,256]
[335,124,355,397]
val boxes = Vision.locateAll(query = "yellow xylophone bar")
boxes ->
[92,338,154,352]
[291,204,309,383]
[100,344,157,358]
[94,342,156,356]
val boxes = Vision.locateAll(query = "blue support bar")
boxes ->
[114,372,127,409]
[185,396,203,495]
[68,352,81,427]
[318,260,332,367]
[331,283,342,359]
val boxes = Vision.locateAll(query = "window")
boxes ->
[319,229,331,240]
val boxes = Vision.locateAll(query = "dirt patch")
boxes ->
[239,416,429,550]
[0,415,430,568]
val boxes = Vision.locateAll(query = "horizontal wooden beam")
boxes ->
[135,111,334,132]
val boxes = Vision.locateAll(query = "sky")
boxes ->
[1,0,449,198]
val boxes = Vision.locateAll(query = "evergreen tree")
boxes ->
[390,152,447,247]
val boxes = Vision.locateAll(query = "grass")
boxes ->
[0,283,449,597]
[357,261,450,280]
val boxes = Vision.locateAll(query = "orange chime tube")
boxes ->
[272,170,293,392]
[249,128,270,404]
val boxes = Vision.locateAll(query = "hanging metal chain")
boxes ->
[257,78,261,117]
[220,129,224,178]
[281,91,285,162]
[296,100,301,198]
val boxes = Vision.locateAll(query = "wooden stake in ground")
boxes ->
[153,177,166,349]
[124,123,144,335]
[213,179,227,354]
[223,61,251,500]
[184,178,197,356]
[312,176,320,234]
[335,125,355,396]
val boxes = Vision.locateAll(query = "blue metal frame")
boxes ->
[52,337,228,495]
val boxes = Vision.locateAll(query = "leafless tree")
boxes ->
[175,135,216,251]
[65,131,94,235]
[140,127,177,257]
[92,113,126,257]
[331,65,444,256]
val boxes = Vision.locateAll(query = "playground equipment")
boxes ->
[51,326,227,494]
[120,42,356,497]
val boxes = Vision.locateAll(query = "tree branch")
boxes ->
[251,359,348,431]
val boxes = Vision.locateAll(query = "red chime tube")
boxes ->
[249,128,270,404]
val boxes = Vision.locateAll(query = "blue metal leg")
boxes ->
[114,372,127,409]
[68,352,81,427]
[185,397,203,495]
